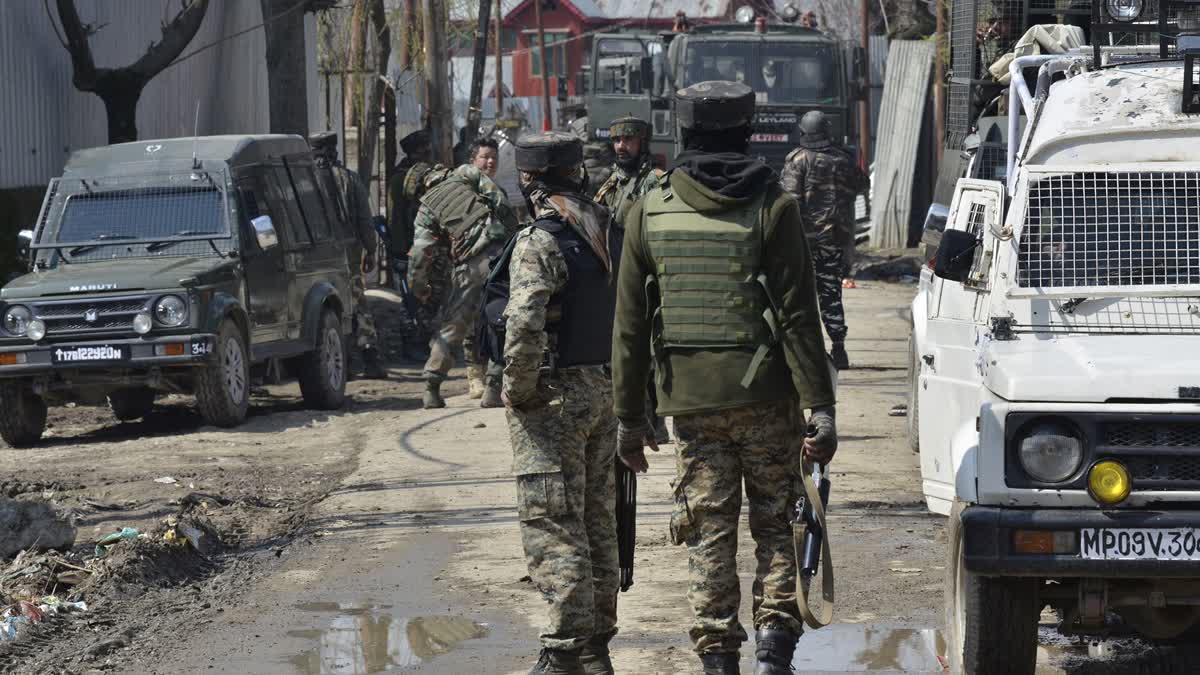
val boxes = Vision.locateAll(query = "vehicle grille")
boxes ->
[32,296,151,336]
[1100,421,1200,490]
[1018,171,1200,289]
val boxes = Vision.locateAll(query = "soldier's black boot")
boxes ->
[529,647,584,675]
[753,628,797,675]
[578,636,614,675]
[699,652,740,675]
[422,376,446,409]
[830,341,850,370]
[361,347,389,379]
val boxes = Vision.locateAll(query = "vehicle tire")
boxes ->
[298,309,347,410]
[945,499,1041,675]
[195,320,250,427]
[108,387,156,422]
[0,383,47,448]
[907,331,920,453]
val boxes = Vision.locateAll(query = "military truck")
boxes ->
[662,17,860,172]
[0,135,355,446]
[912,3,1200,671]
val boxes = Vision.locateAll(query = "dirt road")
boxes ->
[5,281,1182,674]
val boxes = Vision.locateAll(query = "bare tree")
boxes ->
[357,0,391,180]
[55,0,211,144]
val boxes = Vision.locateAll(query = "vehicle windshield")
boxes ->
[683,41,841,104]
[34,174,233,265]
[594,37,661,95]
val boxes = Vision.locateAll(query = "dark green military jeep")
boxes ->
[0,135,356,446]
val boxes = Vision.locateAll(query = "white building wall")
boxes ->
[0,1,320,189]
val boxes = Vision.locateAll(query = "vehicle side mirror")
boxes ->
[933,229,978,282]
[921,203,949,247]
[640,56,655,92]
[16,230,33,261]
[251,215,279,251]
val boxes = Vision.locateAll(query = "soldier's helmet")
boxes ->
[674,81,755,132]
[609,115,651,141]
[399,129,432,156]
[799,110,832,140]
[515,132,584,174]
[308,131,338,160]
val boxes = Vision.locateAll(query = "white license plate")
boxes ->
[1081,528,1200,561]
[751,133,789,143]
[51,344,128,364]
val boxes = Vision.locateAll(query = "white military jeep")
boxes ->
[911,53,1200,672]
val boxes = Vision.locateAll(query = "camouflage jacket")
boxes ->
[502,190,611,406]
[593,160,664,229]
[780,143,869,243]
[407,165,516,294]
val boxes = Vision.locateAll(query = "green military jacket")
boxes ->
[594,160,663,228]
[611,169,835,419]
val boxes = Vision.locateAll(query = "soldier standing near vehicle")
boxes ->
[594,115,670,443]
[387,129,435,359]
[309,132,388,379]
[611,82,838,675]
[502,132,621,675]
[781,110,869,371]
[407,163,516,409]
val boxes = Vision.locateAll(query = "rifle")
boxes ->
[794,425,834,629]
[616,459,637,592]
[373,216,423,334]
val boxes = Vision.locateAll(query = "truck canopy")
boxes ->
[63,135,311,175]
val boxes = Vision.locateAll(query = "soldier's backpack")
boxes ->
[476,221,561,366]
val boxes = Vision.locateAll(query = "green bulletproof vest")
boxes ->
[420,175,496,254]
[642,185,781,388]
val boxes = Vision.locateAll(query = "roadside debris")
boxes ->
[153,476,178,485]
[0,498,76,560]
[889,404,909,417]
[0,595,88,642]
[94,527,140,557]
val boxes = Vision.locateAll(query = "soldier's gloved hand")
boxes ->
[804,406,838,464]
[616,417,659,474]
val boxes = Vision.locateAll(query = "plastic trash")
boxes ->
[94,527,140,557]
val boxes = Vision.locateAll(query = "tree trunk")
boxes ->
[345,0,368,138]
[98,75,146,144]
[261,0,311,136]
[357,0,390,183]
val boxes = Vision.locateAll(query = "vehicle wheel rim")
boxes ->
[223,336,246,403]
[324,327,343,391]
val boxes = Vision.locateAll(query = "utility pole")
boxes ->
[858,0,871,172]
[533,0,552,131]
[494,0,504,120]
[934,0,945,166]
[466,0,493,147]
[423,0,452,163]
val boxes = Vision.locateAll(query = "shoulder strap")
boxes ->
[785,148,803,164]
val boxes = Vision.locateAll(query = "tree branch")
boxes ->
[55,0,98,91]
[129,0,211,80]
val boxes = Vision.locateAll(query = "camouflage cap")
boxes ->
[609,115,650,140]
[399,129,431,155]
[308,131,338,153]
[515,131,583,172]
[674,80,755,132]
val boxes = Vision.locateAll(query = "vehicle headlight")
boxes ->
[1088,460,1132,505]
[154,295,188,327]
[133,312,153,335]
[3,306,31,336]
[1106,0,1143,22]
[26,319,45,342]
[1018,421,1085,483]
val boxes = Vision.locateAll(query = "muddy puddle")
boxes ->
[288,603,488,674]
[792,624,945,672]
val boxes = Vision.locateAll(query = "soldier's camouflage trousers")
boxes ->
[424,251,492,378]
[810,233,848,343]
[506,367,620,651]
[351,274,379,351]
[670,399,805,654]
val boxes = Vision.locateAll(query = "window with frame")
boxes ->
[529,32,569,78]
[287,166,334,242]
[963,199,993,287]
[271,167,312,247]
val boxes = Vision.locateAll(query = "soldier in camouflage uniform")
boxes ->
[408,164,517,409]
[309,132,388,379]
[387,130,435,360]
[593,116,670,444]
[504,132,621,675]
[611,82,838,675]
[780,110,869,371]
